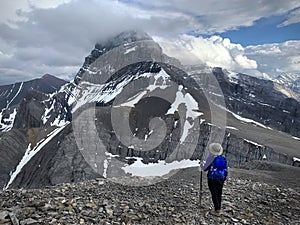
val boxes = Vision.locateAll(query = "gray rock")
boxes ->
[20,218,38,225]
[0,211,9,220]
[8,213,19,225]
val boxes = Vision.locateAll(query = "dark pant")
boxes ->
[208,178,224,211]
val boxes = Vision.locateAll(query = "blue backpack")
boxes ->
[207,155,228,179]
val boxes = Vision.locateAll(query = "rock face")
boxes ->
[9,124,101,189]
[13,90,72,129]
[0,167,299,225]
[0,130,28,189]
[189,67,300,137]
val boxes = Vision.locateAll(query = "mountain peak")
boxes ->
[75,30,162,84]
[94,30,152,53]
[112,29,152,42]
[41,74,55,79]
[96,30,152,49]
[40,74,67,83]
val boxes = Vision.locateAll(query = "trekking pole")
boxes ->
[199,169,203,208]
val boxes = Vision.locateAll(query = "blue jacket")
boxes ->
[201,153,228,180]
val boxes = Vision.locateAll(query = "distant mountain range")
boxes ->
[0,30,299,189]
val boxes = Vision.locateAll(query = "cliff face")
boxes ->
[0,130,28,189]
[7,122,294,189]
[189,67,300,137]
[223,133,293,167]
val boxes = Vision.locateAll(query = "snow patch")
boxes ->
[122,158,200,177]
[166,85,203,143]
[249,93,255,98]
[0,108,18,132]
[100,77,134,104]
[41,99,56,124]
[6,82,23,109]
[119,91,147,107]
[71,83,105,113]
[293,157,300,162]
[226,126,238,130]
[116,69,171,107]
[244,139,263,147]
[257,102,275,108]
[180,120,194,144]
[209,91,223,97]
[227,71,239,84]
[231,112,272,130]
[71,68,173,114]
[103,152,119,178]
[174,120,179,128]
[82,67,98,75]
[50,116,68,127]
[124,46,137,54]
[166,85,202,120]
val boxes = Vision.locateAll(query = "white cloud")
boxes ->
[234,55,257,69]
[156,35,300,79]
[156,35,258,73]
[0,0,145,84]
[0,0,72,26]
[0,0,299,84]
[279,8,300,27]
[245,40,300,77]
[122,0,300,33]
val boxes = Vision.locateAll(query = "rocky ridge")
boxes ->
[0,167,299,225]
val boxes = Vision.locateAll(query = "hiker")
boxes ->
[201,143,228,216]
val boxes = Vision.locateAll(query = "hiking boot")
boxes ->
[215,210,222,216]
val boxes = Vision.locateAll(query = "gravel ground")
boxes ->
[0,164,299,225]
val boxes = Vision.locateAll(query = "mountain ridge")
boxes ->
[1,30,299,190]
[0,74,67,132]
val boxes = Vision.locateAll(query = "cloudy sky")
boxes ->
[0,0,299,85]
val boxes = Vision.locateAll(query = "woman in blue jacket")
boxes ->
[201,143,228,216]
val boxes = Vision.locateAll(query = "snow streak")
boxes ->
[4,124,68,190]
